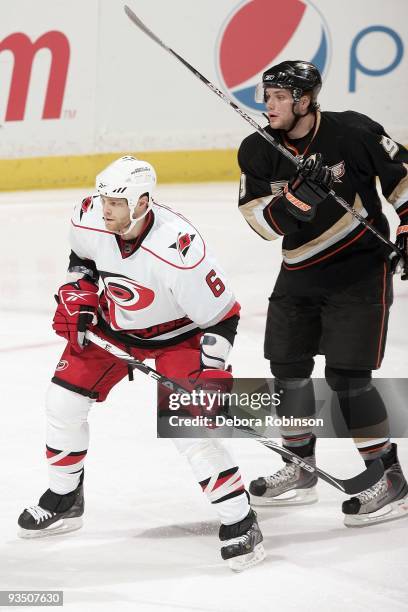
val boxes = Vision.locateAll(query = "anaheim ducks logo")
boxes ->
[269,180,288,197]
[329,160,345,182]
[270,160,345,196]
[102,274,155,311]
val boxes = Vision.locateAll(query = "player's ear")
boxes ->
[137,194,149,207]
[300,93,312,112]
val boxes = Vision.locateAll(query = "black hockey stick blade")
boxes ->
[123,4,402,258]
[257,438,384,495]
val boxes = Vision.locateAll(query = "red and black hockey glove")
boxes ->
[52,279,99,352]
[284,153,333,222]
[190,368,233,423]
[182,366,234,429]
[393,221,408,280]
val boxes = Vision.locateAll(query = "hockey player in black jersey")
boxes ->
[238,60,408,526]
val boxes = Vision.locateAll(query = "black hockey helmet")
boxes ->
[255,60,322,109]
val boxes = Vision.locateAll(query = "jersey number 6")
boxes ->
[206,270,225,297]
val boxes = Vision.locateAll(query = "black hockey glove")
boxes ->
[391,222,408,280]
[284,153,333,222]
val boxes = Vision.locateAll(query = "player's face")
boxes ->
[264,88,296,130]
[101,196,131,232]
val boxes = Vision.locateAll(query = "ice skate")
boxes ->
[219,509,266,572]
[18,478,84,538]
[343,443,408,527]
[249,437,318,506]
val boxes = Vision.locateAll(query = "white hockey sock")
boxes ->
[173,439,250,525]
[46,383,91,494]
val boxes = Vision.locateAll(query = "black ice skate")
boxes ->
[18,476,84,539]
[343,443,408,527]
[219,508,265,572]
[249,436,318,506]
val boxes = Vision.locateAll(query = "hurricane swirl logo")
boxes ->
[216,0,330,113]
[103,276,155,311]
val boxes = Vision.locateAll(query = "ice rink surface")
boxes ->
[0,183,407,611]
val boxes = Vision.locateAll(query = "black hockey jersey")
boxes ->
[238,111,408,294]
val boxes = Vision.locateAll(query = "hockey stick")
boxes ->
[123,4,402,260]
[86,330,188,395]
[249,432,382,495]
[86,329,384,494]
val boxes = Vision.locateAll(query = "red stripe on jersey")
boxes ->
[141,202,207,269]
[283,224,370,270]
[376,263,388,369]
[265,198,285,235]
[71,220,115,235]
[221,301,241,320]
[397,205,408,218]
[140,243,206,270]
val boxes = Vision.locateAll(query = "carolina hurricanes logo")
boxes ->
[103,276,155,311]
[56,360,69,371]
[101,273,155,330]
[169,232,195,258]
[79,196,93,220]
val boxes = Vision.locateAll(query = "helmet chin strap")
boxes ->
[284,101,311,134]
[117,200,153,237]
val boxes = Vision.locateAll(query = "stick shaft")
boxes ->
[123,5,402,258]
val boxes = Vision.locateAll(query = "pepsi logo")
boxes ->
[216,0,330,113]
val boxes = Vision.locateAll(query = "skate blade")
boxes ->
[18,517,83,539]
[250,487,318,507]
[344,495,408,528]
[227,543,266,572]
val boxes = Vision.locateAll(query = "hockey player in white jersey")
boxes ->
[17,156,265,571]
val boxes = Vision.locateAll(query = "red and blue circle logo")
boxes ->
[216,0,330,113]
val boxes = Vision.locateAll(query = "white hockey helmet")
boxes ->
[96,156,157,235]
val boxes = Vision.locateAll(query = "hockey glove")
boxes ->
[52,279,99,352]
[284,153,333,222]
[392,222,408,280]
[191,368,234,421]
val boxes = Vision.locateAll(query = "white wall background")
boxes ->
[0,0,407,158]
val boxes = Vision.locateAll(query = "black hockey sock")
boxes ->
[282,432,315,456]
[355,438,392,467]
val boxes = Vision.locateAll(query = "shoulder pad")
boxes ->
[72,195,106,229]
[324,111,384,135]
[142,204,206,269]
[80,196,93,217]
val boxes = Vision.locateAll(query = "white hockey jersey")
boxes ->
[69,196,237,346]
